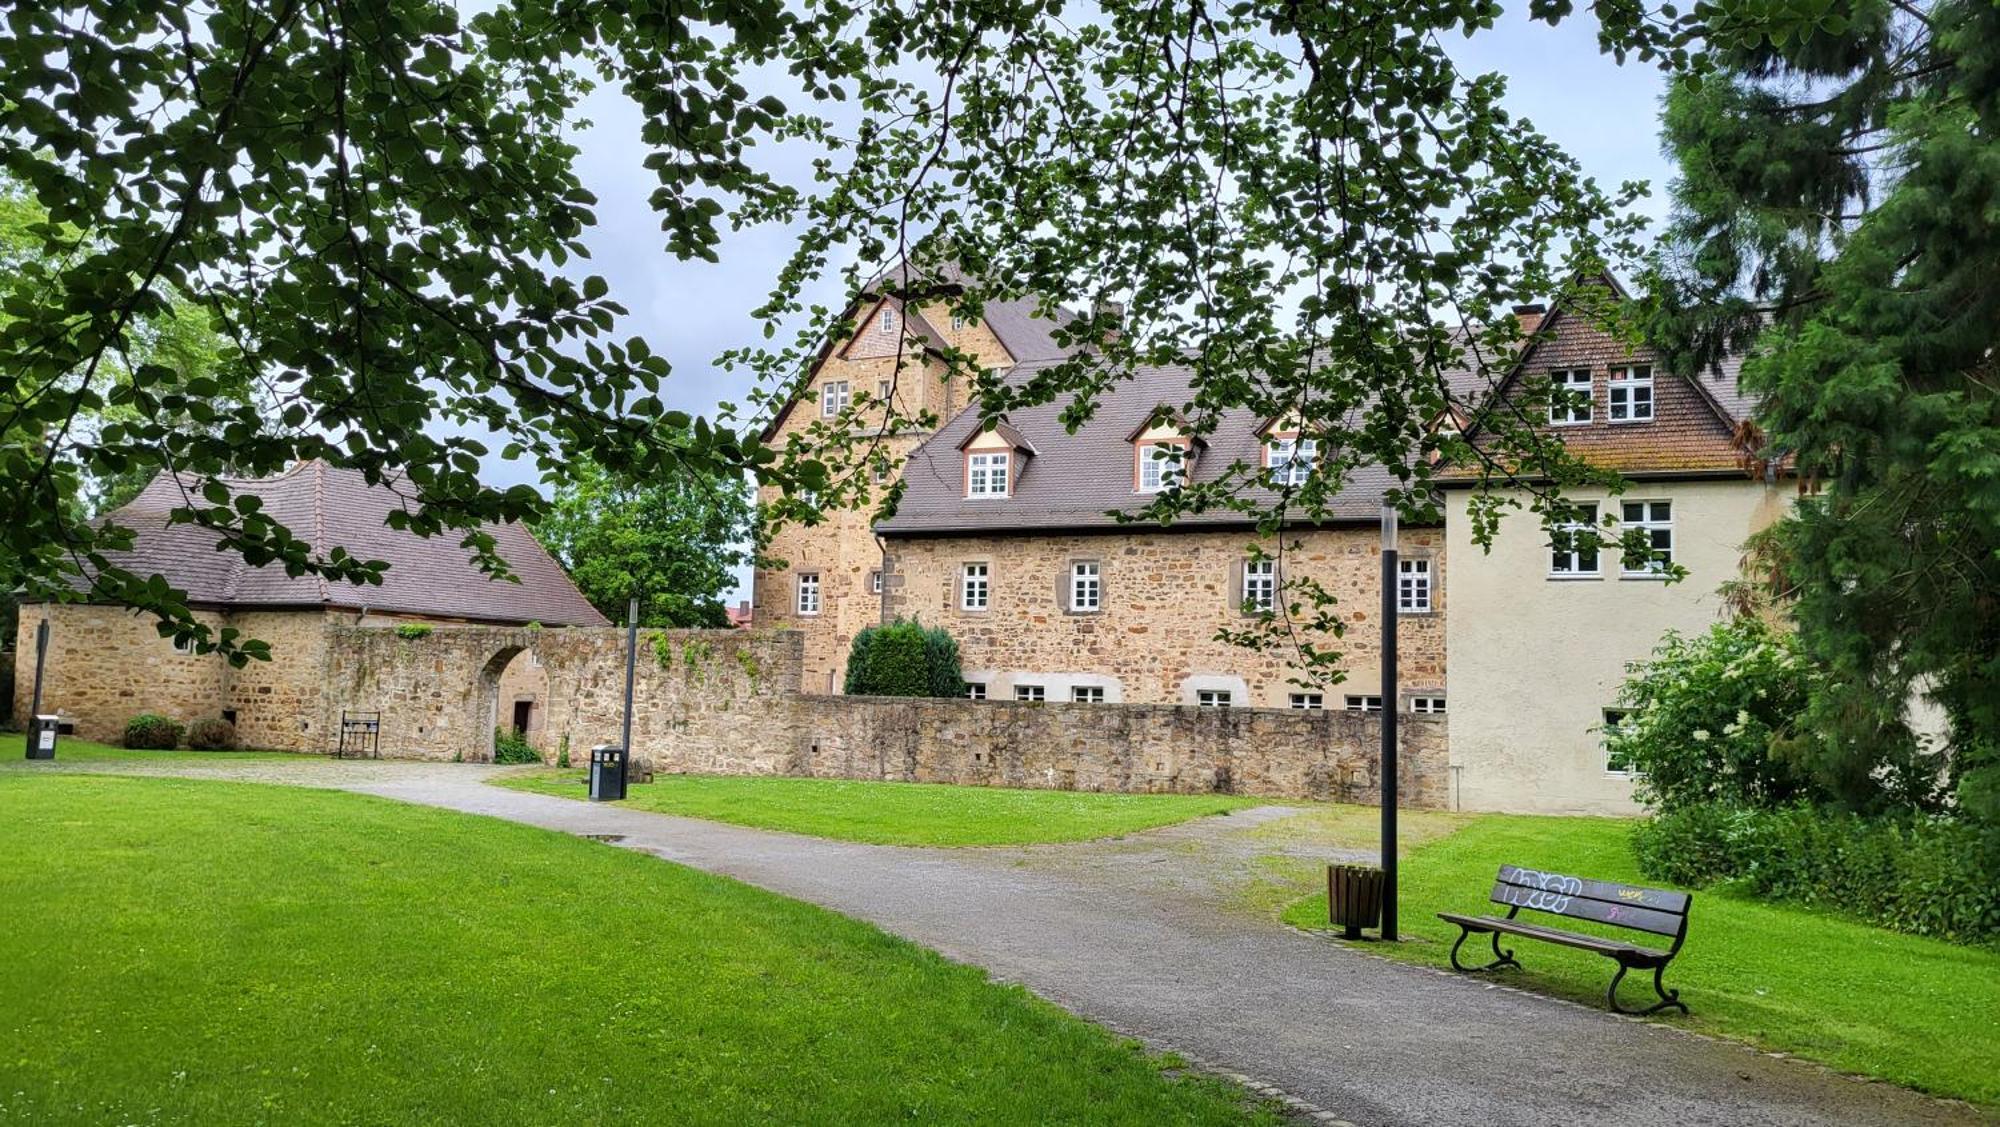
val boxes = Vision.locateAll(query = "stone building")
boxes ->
[754,267,1781,812]
[14,461,607,751]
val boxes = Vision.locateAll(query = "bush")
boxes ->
[493,726,540,765]
[1634,803,2000,944]
[393,623,433,639]
[123,713,184,750]
[844,619,964,697]
[185,717,237,750]
[1605,618,1823,812]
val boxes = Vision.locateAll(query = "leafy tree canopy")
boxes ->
[532,455,752,629]
[1637,0,2000,818]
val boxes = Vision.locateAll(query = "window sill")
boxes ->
[1607,417,1655,425]
[1618,572,1673,581]
[1546,573,1603,581]
[1548,419,1593,427]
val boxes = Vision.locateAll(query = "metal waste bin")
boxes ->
[588,744,628,802]
[27,714,59,760]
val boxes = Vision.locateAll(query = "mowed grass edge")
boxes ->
[496,769,1272,846]
[1279,813,2000,1109]
[1,774,1278,1126]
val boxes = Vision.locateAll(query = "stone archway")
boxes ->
[478,644,548,762]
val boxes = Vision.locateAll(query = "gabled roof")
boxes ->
[80,462,609,626]
[957,420,1039,456]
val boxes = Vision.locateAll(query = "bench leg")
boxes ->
[1607,962,1688,1016]
[1448,926,1520,973]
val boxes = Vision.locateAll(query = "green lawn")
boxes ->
[1280,813,2000,1109]
[0,773,1274,1125]
[497,770,1269,846]
[0,731,293,765]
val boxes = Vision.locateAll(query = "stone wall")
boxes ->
[12,604,232,743]
[882,526,1447,708]
[784,695,1448,804]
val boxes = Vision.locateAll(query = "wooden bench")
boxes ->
[1438,864,1692,1015]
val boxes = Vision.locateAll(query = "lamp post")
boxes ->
[621,596,639,762]
[1380,503,1399,941]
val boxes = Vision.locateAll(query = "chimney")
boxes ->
[1512,302,1548,336]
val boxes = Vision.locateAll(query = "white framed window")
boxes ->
[1289,692,1324,710]
[1242,559,1276,613]
[966,451,1010,498]
[878,307,899,335]
[1070,562,1101,612]
[1266,436,1317,486]
[1137,442,1186,492]
[1197,689,1233,708]
[820,380,850,418]
[950,313,968,331]
[876,378,892,402]
[1344,695,1383,713]
[1550,502,1601,577]
[965,681,987,701]
[1608,365,1654,422]
[1397,558,1432,613]
[960,563,990,611]
[869,570,883,595]
[172,635,197,655]
[1015,684,1045,702]
[1604,708,1639,775]
[1620,500,1674,576]
[1411,696,1447,715]
[1071,686,1105,704]
[1548,369,1592,425]
[795,572,821,615]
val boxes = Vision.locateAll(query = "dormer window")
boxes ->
[1549,369,1592,425]
[967,451,1011,498]
[878,307,899,335]
[1608,366,1654,422]
[1265,436,1317,486]
[1137,442,1187,493]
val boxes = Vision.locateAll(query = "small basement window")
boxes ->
[1197,689,1233,708]
[1014,684,1045,702]
[1410,696,1447,715]
[1071,686,1105,704]
[1344,695,1383,713]
[965,682,987,701]
[1289,693,1323,710]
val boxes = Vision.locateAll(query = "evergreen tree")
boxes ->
[1637,0,2000,816]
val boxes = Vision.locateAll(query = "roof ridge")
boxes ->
[310,460,331,603]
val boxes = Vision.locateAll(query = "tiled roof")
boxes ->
[879,360,1417,535]
[86,462,609,626]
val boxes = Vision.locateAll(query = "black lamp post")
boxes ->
[1380,503,1399,941]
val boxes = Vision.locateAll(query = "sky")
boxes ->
[475,8,1679,604]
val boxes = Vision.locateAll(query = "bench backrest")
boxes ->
[1489,864,1690,940]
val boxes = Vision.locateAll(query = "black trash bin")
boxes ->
[26,714,59,760]
[588,744,628,802]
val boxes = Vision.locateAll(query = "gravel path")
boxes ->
[19,758,1985,1127]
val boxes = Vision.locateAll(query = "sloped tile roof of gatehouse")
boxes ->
[83,462,609,626]
[1442,275,1765,482]
[879,352,1494,536]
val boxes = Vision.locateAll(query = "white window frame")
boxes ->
[1137,442,1186,493]
[1549,502,1601,578]
[795,572,821,616]
[820,380,850,418]
[1619,499,1674,577]
[1410,696,1447,715]
[1604,708,1639,775]
[1242,559,1277,613]
[1071,686,1105,704]
[869,570,883,595]
[1344,695,1383,713]
[1014,684,1045,703]
[966,451,1011,498]
[1289,692,1324,710]
[965,681,987,701]
[1196,689,1233,708]
[1548,369,1592,425]
[878,307,899,335]
[949,313,968,331]
[1397,558,1432,613]
[172,635,197,655]
[1070,562,1101,612]
[960,563,990,611]
[876,378,892,402]
[1607,365,1654,423]
[1265,436,1317,486]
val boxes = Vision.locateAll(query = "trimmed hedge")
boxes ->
[185,717,237,750]
[123,714,184,750]
[1634,803,2000,944]
[844,620,964,698]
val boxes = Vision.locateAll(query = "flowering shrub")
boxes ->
[1604,619,1822,812]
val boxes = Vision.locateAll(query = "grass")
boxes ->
[0,773,1276,1125]
[0,731,294,766]
[496,769,1270,846]
[1278,813,2000,1109]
